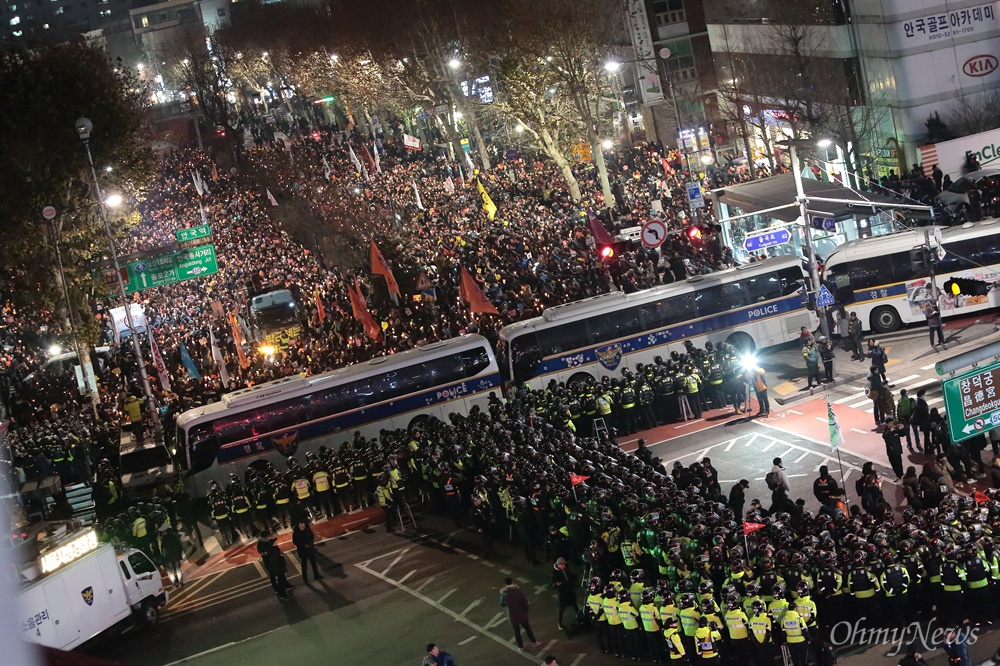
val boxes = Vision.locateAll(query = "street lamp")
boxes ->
[448,58,461,70]
[603,60,622,74]
[780,137,834,341]
[104,193,123,208]
[75,117,162,443]
[601,139,614,150]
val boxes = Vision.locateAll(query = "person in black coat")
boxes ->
[551,557,579,630]
[291,520,323,583]
[728,479,749,518]
[257,532,291,600]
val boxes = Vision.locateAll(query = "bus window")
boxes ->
[718,282,748,310]
[458,348,491,376]
[693,286,724,317]
[744,274,781,302]
[588,309,642,345]
[188,424,219,473]
[848,258,895,290]
[511,334,541,377]
[778,267,806,296]
[935,239,978,273]
[828,270,854,303]
[538,323,588,356]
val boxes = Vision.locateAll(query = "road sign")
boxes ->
[809,214,837,232]
[460,138,471,153]
[176,244,218,280]
[641,219,667,248]
[121,244,218,294]
[941,359,1000,443]
[175,224,212,243]
[816,285,836,308]
[743,228,791,253]
[687,183,705,210]
[101,267,128,290]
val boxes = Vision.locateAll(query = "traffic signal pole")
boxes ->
[789,143,831,342]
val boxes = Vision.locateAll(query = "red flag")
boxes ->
[570,474,590,487]
[228,311,250,369]
[349,278,382,341]
[743,521,766,535]
[359,144,377,175]
[973,491,990,504]
[148,331,171,392]
[460,267,499,315]
[315,290,326,324]
[587,212,615,246]
[369,240,401,299]
[660,157,671,178]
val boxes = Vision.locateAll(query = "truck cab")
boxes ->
[16,527,167,651]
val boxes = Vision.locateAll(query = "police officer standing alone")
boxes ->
[291,519,323,583]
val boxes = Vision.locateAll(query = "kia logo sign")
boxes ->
[963,54,998,77]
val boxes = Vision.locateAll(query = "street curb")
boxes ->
[774,328,1000,406]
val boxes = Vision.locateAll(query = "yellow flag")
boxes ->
[476,178,497,221]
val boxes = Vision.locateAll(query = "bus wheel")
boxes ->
[408,415,431,433]
[871,306,901,334]
[245,460,271,484]
[725,332,756,356]
[567,372,594,389]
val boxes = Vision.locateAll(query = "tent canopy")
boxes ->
[713,173,928,222]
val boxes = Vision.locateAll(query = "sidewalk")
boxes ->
[772,315,1000,406]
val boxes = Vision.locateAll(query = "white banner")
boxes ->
[149,332,171,392]
[624,0,663,105]
[897,2,997,47]
[403,134,422,151]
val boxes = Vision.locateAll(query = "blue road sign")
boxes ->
[810,215,837,232]
[743,228,792,253]
[816,285,836,308]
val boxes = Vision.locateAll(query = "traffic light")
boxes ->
[687,226,702,242]
[909,247,930,272]
[599,245,615,260]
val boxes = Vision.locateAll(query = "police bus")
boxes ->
[248,289,302,353]
[497,256,815,390]
[176,334,500,496]
[823,221,1000,334]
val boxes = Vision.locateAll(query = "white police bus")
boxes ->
[823,221,1000,333]
[176,334,500,495]
[498,256,815,389]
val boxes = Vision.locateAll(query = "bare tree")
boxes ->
[940,91,1000,138]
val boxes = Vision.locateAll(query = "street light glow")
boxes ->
[515,124,524,133]
[104,193,123,208]
[448,58,461,70]
[604,60,622,73]
[104,166,113,172]
[601,139,614,150]
[48,344,61,356]
[454,110,463,119]
[816,138,833,148]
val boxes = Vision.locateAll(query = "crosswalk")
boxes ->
[832,371,946,414]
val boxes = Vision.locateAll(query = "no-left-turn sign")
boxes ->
[641,219,667,248]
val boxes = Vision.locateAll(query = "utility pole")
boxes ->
[788,142,832,341]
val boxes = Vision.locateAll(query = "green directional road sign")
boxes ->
[175,224,212,243]
[127,253,178,292]
[941,359,1000,443]
[176,244,218,280]
[122,244,219,294]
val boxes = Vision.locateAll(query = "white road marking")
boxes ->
[354,562,536,660]
[794,452,810,463]
[382,548,410,576]
[724,438,737,452]
[499,569,512,575]
[516,577,530,584]
[398,570,417,584]
[460,598,484,616]
[753,421,891,472]
[541,640,558,654]
[834,392,866,404]
[815,417,828,423]
[850,428,870,435]
[894,374,921,385]
[459,635,479,645]
[534,585,549,596]
[907,377,939,389]
[415,576,436,593]
[921,363,937,370]
[571,655,587,666]
[780,446,797,459]
[928,397,944,405]
[849,399,871,409]
[486,611,507,629]
[437,588,458,604]
[761,440,776,452]
[162,627,284,666]
[787,409,803,415]
[674,419,706,429]
[744,434,759,447]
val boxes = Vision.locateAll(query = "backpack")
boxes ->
[878,347,888,364]
[765,471,780,491]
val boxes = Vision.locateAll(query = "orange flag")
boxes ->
[211,162,219,181]
[460,267,498,315]
[349,278,382,341]
[228,311,250,369]
[369,240,401,299]
[315,290,326,324]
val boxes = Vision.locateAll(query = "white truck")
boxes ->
[15,529,167,651]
